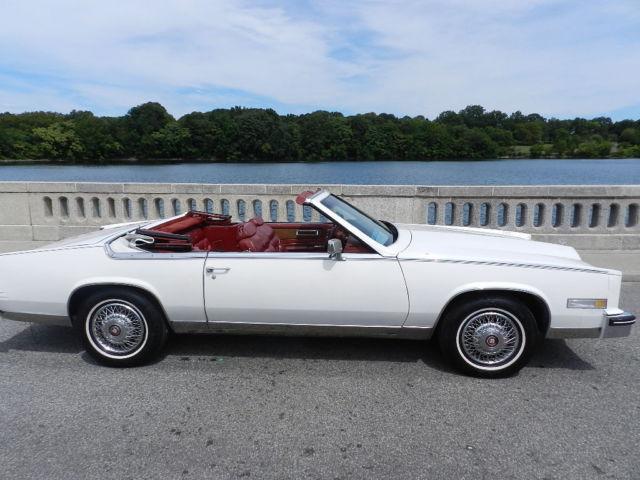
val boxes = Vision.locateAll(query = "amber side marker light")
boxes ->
[567,298,608,309]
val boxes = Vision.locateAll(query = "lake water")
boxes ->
[0,159,639,185]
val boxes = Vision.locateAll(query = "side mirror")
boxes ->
[327,238,344,261]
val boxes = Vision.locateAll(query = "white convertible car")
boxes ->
[0,190,635,376]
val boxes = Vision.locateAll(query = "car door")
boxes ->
[203,251,409,327]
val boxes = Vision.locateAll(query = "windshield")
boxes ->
[319,195,395,246]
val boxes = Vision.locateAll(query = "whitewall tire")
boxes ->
[75,288,168,367]
[438,296,539,377]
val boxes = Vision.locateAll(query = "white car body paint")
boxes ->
[0,190,632,342]
[394,224,613,331]
[203,253,408,327]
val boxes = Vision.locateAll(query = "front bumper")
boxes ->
[547,309,636,339]
[602,310,636,338]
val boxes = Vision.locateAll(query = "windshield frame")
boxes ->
[306,191,399,255]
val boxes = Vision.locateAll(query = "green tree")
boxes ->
[68,111,122,161]
[0,102,637,162]
[144,122,191,158]
[574,136,612,158]
[620,128,640,145]
[298,111,352,161]
[529,144,545,158]
[513,122,544,145]
[32,121,84,159]
[122,102,174,157]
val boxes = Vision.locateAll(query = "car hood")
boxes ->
[395,223,609,272]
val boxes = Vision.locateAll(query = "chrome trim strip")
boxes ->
[104,240,208,260]
[206,252,385,260]
[0,311,71,326]
[170,321,211,333]
[606,312,636,327]
[295,229,320,237]
[171,321,433,339]
[609,319,635,326]
[400,257,609,274]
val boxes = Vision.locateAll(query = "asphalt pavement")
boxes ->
[1,283,638,480]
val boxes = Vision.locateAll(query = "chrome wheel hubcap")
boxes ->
[89,301,147,356]
[459,310,521,366]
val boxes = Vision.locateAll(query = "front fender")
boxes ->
[430,281,551,329]
[443,281,550,311]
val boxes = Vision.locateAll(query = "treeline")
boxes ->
[1,102,639,162]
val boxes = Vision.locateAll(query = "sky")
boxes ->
[0,0,639,120]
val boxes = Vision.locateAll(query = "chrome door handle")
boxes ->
[206,267,230,279]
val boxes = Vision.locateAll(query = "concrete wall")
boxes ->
[0,182,638,253]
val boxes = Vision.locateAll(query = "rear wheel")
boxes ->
[438,296,538,377]
[75,288,168,367]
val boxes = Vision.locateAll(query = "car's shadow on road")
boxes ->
[529,338,594,370]
[0,323,593,371]
[0,324,83,354]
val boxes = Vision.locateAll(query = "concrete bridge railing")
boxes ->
[0,182,638,253]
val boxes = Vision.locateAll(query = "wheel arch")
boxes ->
[67,282,172,331]
[433,286,551,337]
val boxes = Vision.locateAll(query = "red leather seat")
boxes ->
[237,217,281,252]
[190,228,212,251]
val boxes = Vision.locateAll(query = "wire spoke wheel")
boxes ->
[457,309,524,368]
[87,300,148,358]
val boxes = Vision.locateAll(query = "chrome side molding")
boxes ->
[170,321,433,339]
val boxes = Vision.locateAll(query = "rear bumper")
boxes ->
[602,311,636,338]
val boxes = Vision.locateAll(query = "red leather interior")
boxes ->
[154,216,203,234]
[190,225,243,252]
[143,210,374,254]
[236,217,282,252]
[271,223,332,252]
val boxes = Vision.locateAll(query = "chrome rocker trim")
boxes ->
[171,321,433,339]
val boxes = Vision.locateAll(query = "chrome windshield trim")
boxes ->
[306,191,397,258]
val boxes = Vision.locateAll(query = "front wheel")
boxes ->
[75,288,168,367]
[438,296,539,377]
